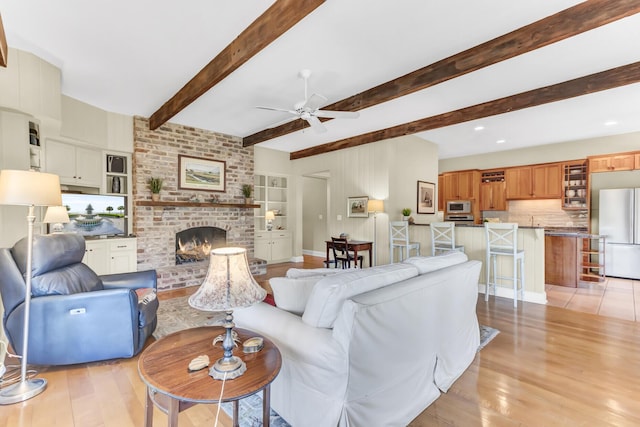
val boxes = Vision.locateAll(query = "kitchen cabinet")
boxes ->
[562,160,588,210]
[505,163,561,199]
[46,139,102,187]
[545,234,578,287]
[83,238,137,275]
[479,170,506,211]
[437,175,444,211]
[588,153,635,173]
[442,170,479,201]
[254,231,292,264]
[636,153,640,169]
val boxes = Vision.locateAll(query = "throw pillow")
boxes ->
[402,251,468,274]
[270,276,324,315]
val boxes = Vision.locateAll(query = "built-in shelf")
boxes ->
[136,201,260,208]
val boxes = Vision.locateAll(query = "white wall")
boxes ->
[281,135,439,265]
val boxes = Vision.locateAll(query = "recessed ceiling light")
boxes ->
[604,120,618,126]
[474,125,485,131]
[496,139,506,144]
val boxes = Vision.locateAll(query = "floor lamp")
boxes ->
[367,200,384,266]
[0,169,62,405]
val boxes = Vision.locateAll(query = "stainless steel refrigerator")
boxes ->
[599,188,640,279]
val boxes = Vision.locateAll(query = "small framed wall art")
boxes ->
[417,181,435,214]
[178,155,226,192]
[347,196,369,218]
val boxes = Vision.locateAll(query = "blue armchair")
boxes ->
[0,233,158,366]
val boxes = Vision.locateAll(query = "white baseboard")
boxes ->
[290,255,305,263]
[478,283,547,305]
[302,249,325,258]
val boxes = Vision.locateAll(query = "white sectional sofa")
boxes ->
[234,252,481,427]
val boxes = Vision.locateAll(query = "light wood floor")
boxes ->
[2,257,640,426]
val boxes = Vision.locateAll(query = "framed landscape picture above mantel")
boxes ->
[178,155,226,192]
[347,196,369,218]
[417,181,435,214]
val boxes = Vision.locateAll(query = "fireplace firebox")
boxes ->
[175,227,226,264]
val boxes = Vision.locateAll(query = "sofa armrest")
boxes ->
[234,302,345,369]
[100,269,157,291]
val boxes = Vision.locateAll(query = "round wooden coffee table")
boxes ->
[138,326,281,427]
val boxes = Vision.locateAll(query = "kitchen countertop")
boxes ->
[411,223,596,235]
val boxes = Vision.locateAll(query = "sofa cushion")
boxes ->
[402,251,468,274]
[31,263,104,296]
[302,263,419,328]
[270,276,324,315]
[286,267,354,278]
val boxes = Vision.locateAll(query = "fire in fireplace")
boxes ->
[175,226,226,264]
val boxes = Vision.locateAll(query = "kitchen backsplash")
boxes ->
[482,199,588,228]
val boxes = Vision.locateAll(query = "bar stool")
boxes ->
[484,222,524,308]
[430,222,465,256]
[389,221,420,263]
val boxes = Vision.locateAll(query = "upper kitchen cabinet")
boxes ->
[0,49,61,121]
[45,139,102,188]
[562,160,588,210]
[506,163,561,199]
[480,170,506,211]
[442,170,479,202]
[636,153,640,170]
[588,152,636,173]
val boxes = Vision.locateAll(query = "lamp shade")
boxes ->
[265,210,276,221]
[0,170,62,207]
[43,206,70,224]
[188,247,266,311]
[367,199,384,213]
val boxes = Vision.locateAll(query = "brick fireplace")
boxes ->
[132,117,264,291]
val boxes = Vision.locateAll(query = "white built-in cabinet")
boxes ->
[83,238,137,275]
[253,173,292,263]
[254,230,292,264]
[45,139,102,187]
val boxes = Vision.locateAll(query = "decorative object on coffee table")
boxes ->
[188,247,266,380]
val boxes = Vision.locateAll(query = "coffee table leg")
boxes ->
[144,387,153,427]
[263,385,271,427]
[168,397,179,427]
[233,401,240,427]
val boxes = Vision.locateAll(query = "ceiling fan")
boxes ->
[257,69,360,133]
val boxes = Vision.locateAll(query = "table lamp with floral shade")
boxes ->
[188,247,266,379]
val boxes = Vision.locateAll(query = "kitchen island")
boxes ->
[410,224,547,304]
[545,230,605,287]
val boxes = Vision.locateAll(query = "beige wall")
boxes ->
[438,131,640,173]
[255,135,439,265]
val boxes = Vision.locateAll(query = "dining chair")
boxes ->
[430,222,465,256]
[331,237,363,268]
[484,222,525,308]
[389,221,420,263]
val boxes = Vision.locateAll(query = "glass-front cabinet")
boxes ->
[253,174,288,232]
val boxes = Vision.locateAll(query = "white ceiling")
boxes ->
[1,0,639,159]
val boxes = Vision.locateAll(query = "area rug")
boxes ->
[478,324,500,351]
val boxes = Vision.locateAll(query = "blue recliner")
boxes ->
[0,233,158,365]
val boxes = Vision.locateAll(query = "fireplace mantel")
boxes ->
[136,201,259,208]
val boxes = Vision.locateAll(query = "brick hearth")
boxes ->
[132,117,261,291]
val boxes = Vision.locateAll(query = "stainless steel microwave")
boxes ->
[446,200,471,213]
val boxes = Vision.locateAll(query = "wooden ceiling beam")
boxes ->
[290,61,640,160]
[244,0,640,146]
[148,0,325,130]
[0,13,8,68]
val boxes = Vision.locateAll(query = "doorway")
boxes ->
[302,172,330,257]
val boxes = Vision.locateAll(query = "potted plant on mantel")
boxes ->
[148,177,163,201]
[402,208,411,221]
[242,184,253,204]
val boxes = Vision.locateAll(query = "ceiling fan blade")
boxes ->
[306,116,327,133]
[256,105,298,115]
[302,93,327,111]
[315,110,360,119]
